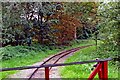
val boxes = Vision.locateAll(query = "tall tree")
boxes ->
[63,2,99,39]
[1,2,63,46]
[97,2,119,51]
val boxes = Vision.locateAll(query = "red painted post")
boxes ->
[45,67,49,80]
[88,63,102,80]
[98,62,103,79]
[102,61,108,80]
[98,68,103,79]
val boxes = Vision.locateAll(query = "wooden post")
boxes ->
[95,32,98,50]
[74,27,77,39]
[45,67,49,80]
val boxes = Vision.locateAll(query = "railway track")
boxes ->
[28,45,93,79]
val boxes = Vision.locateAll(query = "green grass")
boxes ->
[60,46,118,78]
[0,39,101,79]
[61,39,101,50]
[0,49,59,79]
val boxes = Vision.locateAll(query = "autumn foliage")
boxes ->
[1,2,97,46]
[49,11,81,45]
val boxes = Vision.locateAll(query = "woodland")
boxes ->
[0,2,119,79]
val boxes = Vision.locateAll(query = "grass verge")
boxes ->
[60,46,118,78]
[0,49,59,79]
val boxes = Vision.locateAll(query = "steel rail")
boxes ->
[49,48,80,70]
[28,45,93,79]
[28,46,83,79]
[28,48,78,79]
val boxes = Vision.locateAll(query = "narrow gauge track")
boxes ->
[28,45,93,79]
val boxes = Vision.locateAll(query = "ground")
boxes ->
[9,46,85,78]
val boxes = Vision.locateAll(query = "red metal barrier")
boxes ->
[102,61,108,80]
[1,58,111,80]
[44,61,108,80]
[88,61,108,80]
[45,67,49,80]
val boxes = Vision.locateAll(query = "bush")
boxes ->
[0,44,55,61]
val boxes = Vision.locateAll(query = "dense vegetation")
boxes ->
[61,2,119,79]
[0,1,119,79]
[1,2,98,46]
[96,2,119,59]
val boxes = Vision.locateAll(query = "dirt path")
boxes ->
[9,51,75,79]
[9,46,91,79]
[30,51,75,79]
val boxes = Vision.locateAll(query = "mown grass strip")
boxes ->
[60,46,118,78]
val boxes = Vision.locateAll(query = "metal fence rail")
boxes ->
[0,58,112,80]
[0,58,112,72]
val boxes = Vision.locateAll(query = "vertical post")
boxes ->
[102,61,108,80]
[45,67,49,80]
[98,62,103,79]
[88,63,102,80]
[95,32,98,50]
[98,67,103,79]
[74,27,77,39]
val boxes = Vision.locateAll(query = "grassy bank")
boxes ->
[0,39,96,79]
[60,46,118,78]
[0,46,59,79]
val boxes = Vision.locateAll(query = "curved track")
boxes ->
[28,45,93,79]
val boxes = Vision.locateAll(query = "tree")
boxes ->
[97,2,119,51]
[63,2,99,39]
[1,2,63,46]
[96,2,119,60]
